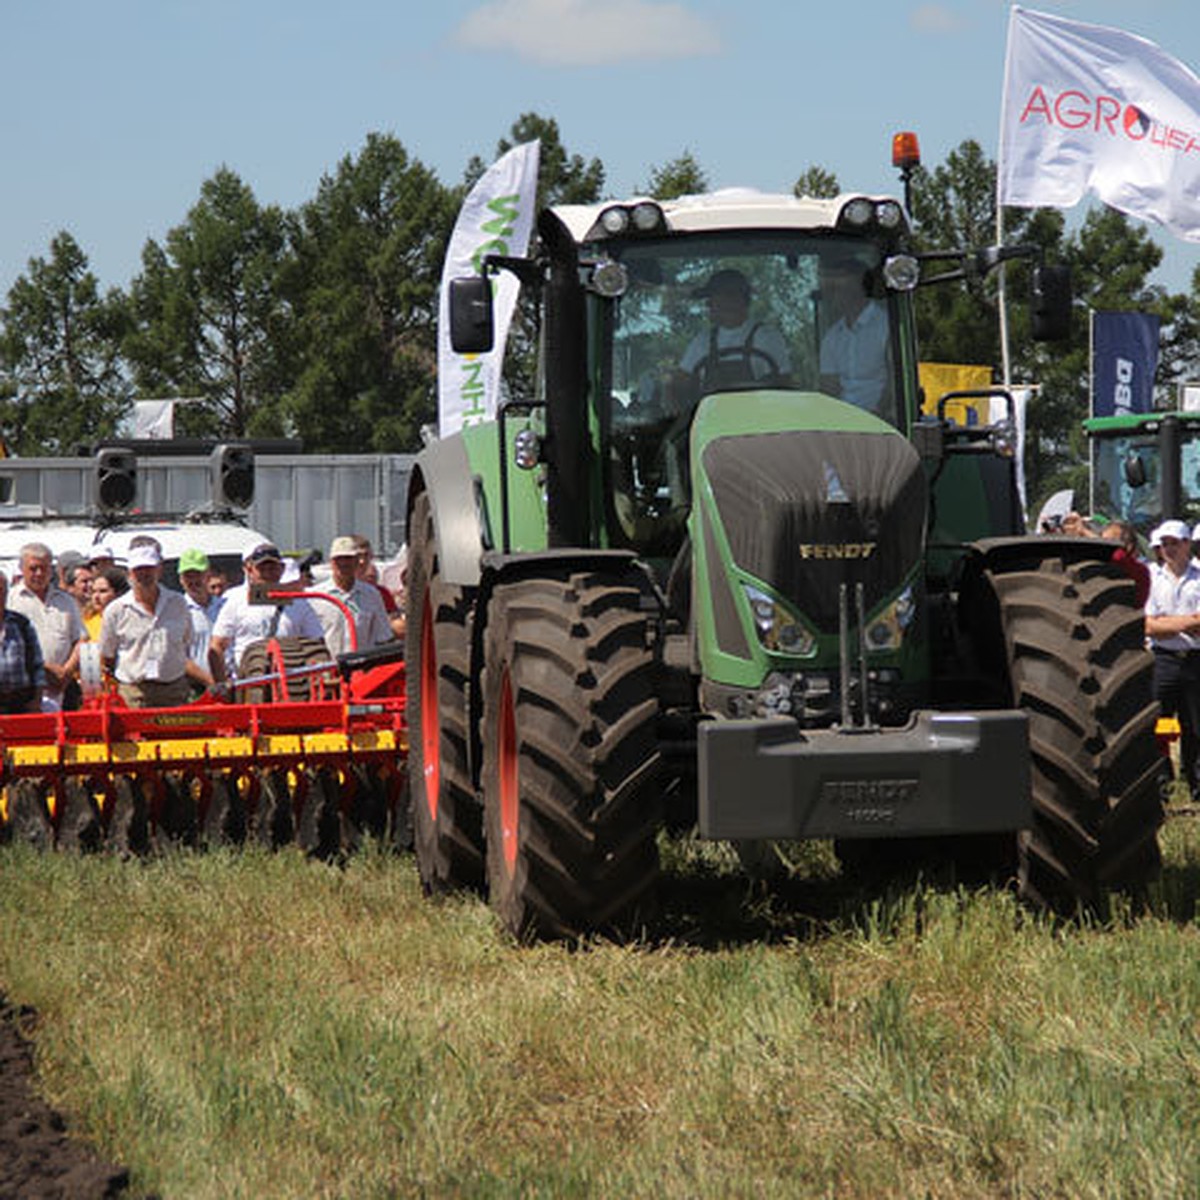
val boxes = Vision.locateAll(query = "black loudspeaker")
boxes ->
[211,444,255,508]
[94,448,137,512]
[1031,265,1073,342]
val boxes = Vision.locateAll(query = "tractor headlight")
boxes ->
[990,418,1016,457]
[589,202,666,241]
[743,584,817,657]
[590,259,629,297]
[513,428,541,469]
[883,254,920,292]
[599,206,630,235]
[630,201,666,232]
[840,198,874,228]
[865,585,916,651]
[875,200,904,229]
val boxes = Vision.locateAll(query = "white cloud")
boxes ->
[454,0,722,66]
[910,4,968,35]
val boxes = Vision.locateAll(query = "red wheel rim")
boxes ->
[419,601,440,820]
[498,668,519,877]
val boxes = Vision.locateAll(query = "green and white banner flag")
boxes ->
[437,140,540,437]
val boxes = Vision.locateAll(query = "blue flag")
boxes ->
[1091,310,1160,417]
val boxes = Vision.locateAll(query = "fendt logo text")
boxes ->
[1017,86,1200,155]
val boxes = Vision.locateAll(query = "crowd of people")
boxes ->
[0,534,407,712]
[1054,510,1200,798]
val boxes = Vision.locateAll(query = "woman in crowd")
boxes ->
[83,565,128,642]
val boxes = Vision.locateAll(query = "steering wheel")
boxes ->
[695,345,783,391]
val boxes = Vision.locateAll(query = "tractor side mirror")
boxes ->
[449,277,495,354]
[1123,449,1148,488]
[1030,264,1072,341]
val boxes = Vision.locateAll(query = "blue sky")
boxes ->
[5,0,1200,302]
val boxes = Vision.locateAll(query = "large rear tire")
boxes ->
[480,569,662,940]
[986,554,1165,913]
[406,492,483,892]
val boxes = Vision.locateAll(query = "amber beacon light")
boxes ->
[891,131,921,213]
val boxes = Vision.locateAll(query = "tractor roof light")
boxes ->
[589,202,666,242]
[837,197,909,236]
[599,206,630,235]
[875,200,904,230]
[630,201,666,232]
[840,198,875,228]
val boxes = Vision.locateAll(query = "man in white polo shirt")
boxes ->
[99,542,202,708]
[1146,518,1200,798]
[9,541,87,711]
[309,536,393,658]
[208,542,327,684]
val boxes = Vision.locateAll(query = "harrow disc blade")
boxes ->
[342,763,390,854]
[253,768,296,849]
[204,773,247,848]
[159,773,199,848]
[298,767,341,861]
[107,776,151,857]
[5,780,53,850]
[57,778,103,853]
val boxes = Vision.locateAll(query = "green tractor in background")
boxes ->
[407,189,1165,939]
[1086,409,1200,536]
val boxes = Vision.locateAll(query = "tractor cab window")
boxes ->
[1094,427,1200,537]
[600,234,903,555]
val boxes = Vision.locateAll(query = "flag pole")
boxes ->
[997,200,1012,389]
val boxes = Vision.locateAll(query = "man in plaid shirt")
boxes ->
[0,573,45,714]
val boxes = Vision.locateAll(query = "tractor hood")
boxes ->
[691,392,927,637]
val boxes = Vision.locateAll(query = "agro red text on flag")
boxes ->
[998,6,1200,241]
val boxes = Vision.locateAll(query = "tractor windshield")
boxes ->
[599,232,904,554]
[1092,425,1200,536]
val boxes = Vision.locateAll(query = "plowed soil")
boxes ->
[0,997,134,1199]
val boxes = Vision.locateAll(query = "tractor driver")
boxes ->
[818,249,890,415]
[679,268,791,393]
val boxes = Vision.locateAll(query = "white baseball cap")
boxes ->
[127,543,163,570]
[1155,519,1191,543]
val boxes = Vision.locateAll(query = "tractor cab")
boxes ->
[595,220,916,559]
[1086,410,1200,538]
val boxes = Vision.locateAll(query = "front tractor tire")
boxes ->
[985,552,1166,913]
[406,492,484,893]
[480,569,662,941]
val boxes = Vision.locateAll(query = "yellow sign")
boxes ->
[918,363,995,427]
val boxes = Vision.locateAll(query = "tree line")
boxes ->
[2,111,1198,510]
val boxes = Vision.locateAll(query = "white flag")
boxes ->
[437,140,540,438]
[998,6,1200,241]
[131,399,175,440]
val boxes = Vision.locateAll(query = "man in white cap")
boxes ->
[99,542,202,708]
[208,542,327,685]
[309,535,393,658]
[1145,518,1200,797]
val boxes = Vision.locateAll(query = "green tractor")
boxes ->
[407,189,1165,939]
[1086,409,1200,537]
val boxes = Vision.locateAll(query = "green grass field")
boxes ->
[3,817,1200,1199]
